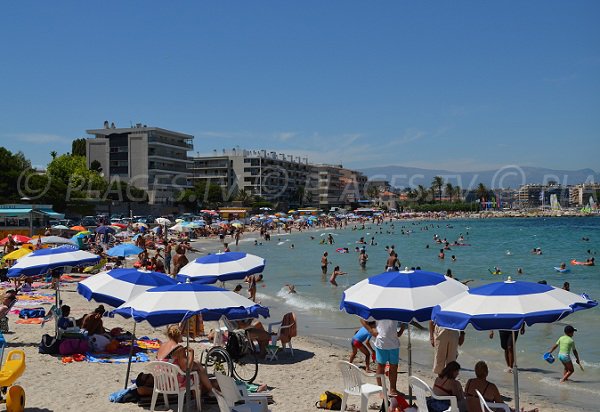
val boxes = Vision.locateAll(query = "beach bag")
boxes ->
[315,391,342,410]
[225,330,246,360]
[426,397,451,412]
[39,334,61,354]
[59,338,90,355]
[19,307,46,319]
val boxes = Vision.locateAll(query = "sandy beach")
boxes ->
[2,279,586,412]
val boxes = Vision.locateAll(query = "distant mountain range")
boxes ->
[360,165,599,190]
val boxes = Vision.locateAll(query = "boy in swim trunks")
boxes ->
[547,325,581,383]
[349,322,376,371]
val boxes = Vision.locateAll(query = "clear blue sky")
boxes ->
[1,1,598,172]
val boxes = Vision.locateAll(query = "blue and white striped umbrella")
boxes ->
[431,278,598,331]
[107,244,144,257]
[340,269,468,322]
[177,251,266,284]
[431,278,597,412]
[113,282,270,327]
[77,268,177,308]
[7,245,100,277]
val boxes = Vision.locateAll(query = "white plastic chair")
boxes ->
[214,372,269,412]
[337,360,388,412]
[267,313,295,356]
[476,389,510,412]
[409,375,458,412]
[146,361,201,412]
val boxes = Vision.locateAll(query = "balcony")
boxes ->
[148,135,193,150]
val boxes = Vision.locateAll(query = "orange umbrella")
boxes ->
[70,225,87,231]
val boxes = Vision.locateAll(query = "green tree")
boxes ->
[366,184,379,200]
[71,138,87,156]
[476,183,489,201]
[416,185,429,204]
[47,154,106,192]
[0,148,32,202]
[431,176,444,203]
[453,186,462,202]
[50,151,58,159]
[445,182,454,202]
[90,160,102,172]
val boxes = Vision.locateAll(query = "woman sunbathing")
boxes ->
[157,324,215,393]
[465,361,538,412]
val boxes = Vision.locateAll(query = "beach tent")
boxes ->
[176,251,265,284]
[340,269,468,400]
[431,278,597,411]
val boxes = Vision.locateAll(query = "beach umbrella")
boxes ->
[169,223,190,232]
[155,217,172,225]
[76,230,92,236]
[340,269,468,400]
[113,281,270,408]
[431,278,598,411]
[176,251,266,284]
[7,245,100,278]
[0,235,31,245]
[51,224,70,230]
[1,246,33,262]
[231,222,243,228]
[70,225,86,231]
[107,244,144,257]
[111,223,127,229]
[95,225,116,234]
[132,222,148,229]
[184,222,202,229]
[39,235,78,246]
[78,268,177,387]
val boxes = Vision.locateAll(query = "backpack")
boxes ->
[39,334,61,354]
[19,307,46,319]
[315,391,343,410]
[225,330,246,360]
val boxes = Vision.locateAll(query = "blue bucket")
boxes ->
[543,352,555,364]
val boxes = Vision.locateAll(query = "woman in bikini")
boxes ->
[156,324,215,393]
[431,361,467,412]
[465,361,538,412]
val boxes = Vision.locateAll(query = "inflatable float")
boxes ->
[554,267,570,273]
[488,268,503,275]
[571,259,593,266]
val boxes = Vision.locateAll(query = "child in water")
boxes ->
[547,325,581,383]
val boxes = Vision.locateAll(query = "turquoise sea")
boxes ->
[216,217,600,409]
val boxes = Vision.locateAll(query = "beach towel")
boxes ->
[279,312,297,344]
[86,352,150,364]
[15,318,44,324]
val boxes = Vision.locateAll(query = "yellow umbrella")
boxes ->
[76,230,92,236]
[231,222,243,228]
[1,247,33,262]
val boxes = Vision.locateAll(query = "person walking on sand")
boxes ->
[329,266,347,286]
[321,252,329,275]
[547,325,581,383]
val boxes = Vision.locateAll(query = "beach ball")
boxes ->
[6,385,25,412]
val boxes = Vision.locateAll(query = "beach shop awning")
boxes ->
[0,204,64,219]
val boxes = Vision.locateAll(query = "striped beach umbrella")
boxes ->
[113,281,270,326]
[176,251,265,284]
[7,245,100,278]
[77,268,176,308]
[431,278,598,411]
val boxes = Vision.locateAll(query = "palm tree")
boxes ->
[416,185,428,204]
[445,182,454,202]
[453,186,462,202]
[50,150,57,159]
[431,176,444,203]
[476,183,489,201]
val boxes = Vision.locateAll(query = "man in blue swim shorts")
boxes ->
[361,319,405,396]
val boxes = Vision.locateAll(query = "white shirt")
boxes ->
[374,319,400,350]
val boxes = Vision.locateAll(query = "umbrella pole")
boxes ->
[407,322,413,404]
[124,322,137,389]
[513,331,520,412]
[185,317,191,412]
[55,279,60,337]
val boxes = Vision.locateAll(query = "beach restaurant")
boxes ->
[0,204,64,238]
